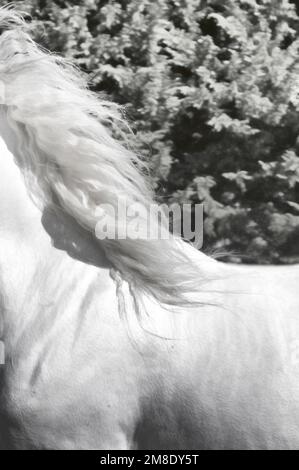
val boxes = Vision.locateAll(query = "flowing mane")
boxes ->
[0,6,208,308]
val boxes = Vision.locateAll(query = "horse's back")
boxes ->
[145,260,299,449]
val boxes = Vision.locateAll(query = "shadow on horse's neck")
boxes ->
[41,204,110,271]
[0,109,109,272]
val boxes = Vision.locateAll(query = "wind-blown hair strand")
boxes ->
[0,5,210,309]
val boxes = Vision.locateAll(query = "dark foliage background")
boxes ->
[5,0,299,263]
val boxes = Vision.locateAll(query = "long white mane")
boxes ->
[0,6,209,308]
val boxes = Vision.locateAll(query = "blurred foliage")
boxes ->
[6,0,299,263]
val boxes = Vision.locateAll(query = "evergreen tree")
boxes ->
[4,0,299,263]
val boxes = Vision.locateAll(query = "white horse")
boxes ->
[0,7,299,450]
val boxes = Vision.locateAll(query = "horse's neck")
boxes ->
[0,128,45,301]
[0,198,113,356]
[0,127,111,344]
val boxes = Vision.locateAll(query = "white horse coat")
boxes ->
[1,128,299,449]
[0,8,299,450]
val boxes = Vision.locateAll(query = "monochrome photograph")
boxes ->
[0,0,299,452]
